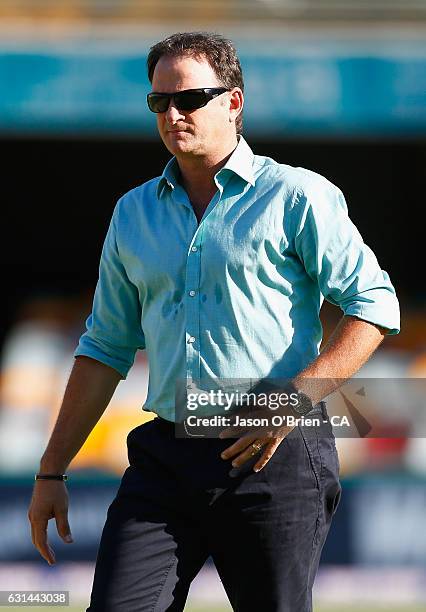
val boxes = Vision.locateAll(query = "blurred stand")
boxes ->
[0,297,76,474]
[0,295,150,476]
[0,297,424,478]
[1,0,426,24]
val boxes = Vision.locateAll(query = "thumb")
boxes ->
[55,512,73,543]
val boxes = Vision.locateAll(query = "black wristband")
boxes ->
[35,474,68,481]
[286,382,314,417]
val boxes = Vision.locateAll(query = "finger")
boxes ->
[30,522,54,565]
[32,519,56,565]
[220,421,271,439]
[229,438,269,468]
[35,534,56,565]
[55,511,73,544]
[220,434,258,460]
[253,439,282,472]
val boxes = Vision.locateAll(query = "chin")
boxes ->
[167,137,197,156]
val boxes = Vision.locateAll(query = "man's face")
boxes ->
[151,54,238,158]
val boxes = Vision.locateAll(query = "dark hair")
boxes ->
[147,32,244,134]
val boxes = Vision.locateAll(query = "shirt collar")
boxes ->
[217,135,255,188]
[157,156,180,199]
[156,135,255,200]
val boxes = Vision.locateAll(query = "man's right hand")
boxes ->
[27,357,122,565]
[28,481,73,565]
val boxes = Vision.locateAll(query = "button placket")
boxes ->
[185,229,202,381]
[184,190,223,383]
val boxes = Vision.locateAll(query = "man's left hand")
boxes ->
[219,417,295,472]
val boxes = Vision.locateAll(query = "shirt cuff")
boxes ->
[343,295,400,335]
[74,339,133,379]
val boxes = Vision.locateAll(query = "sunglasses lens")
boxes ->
[174,90,207,110]
[147,94,170,113]
[147,89,214,113]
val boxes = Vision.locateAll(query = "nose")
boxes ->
[165,100,185,125]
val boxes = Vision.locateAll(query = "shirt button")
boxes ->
[189,290,196,297]
[191,246,198,252]
[187,336,196,344]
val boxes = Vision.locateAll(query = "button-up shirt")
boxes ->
[74,137,400,421]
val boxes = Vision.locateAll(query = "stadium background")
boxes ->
[1,1,426,610]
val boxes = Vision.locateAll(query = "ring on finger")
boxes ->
[251,441,263,453]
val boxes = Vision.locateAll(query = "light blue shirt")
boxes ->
[74,137,400,421]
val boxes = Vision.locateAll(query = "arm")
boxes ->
[221,181,400,469]
[28,356,122,565]
[29,199,145,564]
[293,315,387,405]
[221,315,387,469]
[290,180,399,403]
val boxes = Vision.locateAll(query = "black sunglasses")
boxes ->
[147,87,229,113]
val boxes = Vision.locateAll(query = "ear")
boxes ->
[228,88,244,124]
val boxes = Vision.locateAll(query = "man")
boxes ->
[28,32,400,611]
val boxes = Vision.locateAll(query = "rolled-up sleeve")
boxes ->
[74,202,146,377]
[294,181,400,334]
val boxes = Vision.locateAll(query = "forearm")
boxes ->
[39,356,122,473]
[293,315,387,405]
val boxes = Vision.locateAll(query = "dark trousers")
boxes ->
[87,403,341,612]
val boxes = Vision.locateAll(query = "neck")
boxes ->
[177,136,238,204]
